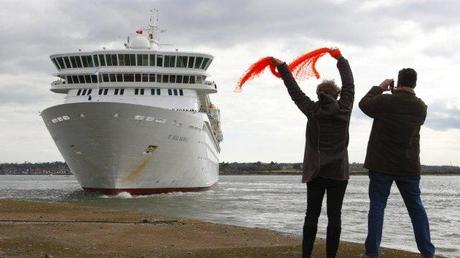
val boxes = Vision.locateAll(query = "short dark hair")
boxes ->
[398,68,417,88]
[317,80,340,98]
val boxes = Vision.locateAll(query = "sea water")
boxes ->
[0,175,458,257]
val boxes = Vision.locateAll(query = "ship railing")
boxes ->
[51,81,215,89]
[50,80,217,94]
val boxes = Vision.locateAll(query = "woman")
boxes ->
[272,49,354,258]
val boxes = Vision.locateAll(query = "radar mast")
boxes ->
[146,9,166,48]
[124,9,166,50]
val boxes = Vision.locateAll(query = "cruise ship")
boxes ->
[41,13,222,195]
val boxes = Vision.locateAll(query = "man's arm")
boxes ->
[276,62,316,117]
[337,57,354,110]
[359,79,393,118]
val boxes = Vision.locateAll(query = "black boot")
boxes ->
[302,225,317,258]
[326,226,342,258]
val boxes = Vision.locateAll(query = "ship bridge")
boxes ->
[50,50,217,94]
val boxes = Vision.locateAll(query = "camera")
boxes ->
[389,80,395,93]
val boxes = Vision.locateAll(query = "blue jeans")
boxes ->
[365,171,435,258]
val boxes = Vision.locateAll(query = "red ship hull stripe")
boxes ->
[83,185,214,195]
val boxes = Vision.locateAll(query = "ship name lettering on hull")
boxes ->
[168,134,188,142]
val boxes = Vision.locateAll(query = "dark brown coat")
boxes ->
[277,57,354,182]
[359,87,427,176]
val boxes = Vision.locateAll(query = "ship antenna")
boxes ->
[147,8,166,48]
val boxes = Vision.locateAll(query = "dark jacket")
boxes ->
[277,57,354,182]
[359,86,427,176]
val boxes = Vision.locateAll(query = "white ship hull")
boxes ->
[41,102,219,194]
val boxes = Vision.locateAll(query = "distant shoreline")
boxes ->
[1,172,459,176]
[220,171,460,176]
[1,161,460,176]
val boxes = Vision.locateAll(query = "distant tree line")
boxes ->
[0,162,71,175]
[420,165,460,174]
[220,162,460,175]
[0,161,459,175]
[220,161,303,175]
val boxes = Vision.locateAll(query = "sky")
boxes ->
[0,0,459,165]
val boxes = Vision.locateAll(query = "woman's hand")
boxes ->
[329,48,342,59]
[271,57,284,66]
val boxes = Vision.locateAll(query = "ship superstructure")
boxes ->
[41,12,222,194]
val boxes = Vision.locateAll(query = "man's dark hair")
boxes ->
[398,68,417,88]
[317,80,340,99]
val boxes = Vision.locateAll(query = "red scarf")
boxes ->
[236,47,340,92]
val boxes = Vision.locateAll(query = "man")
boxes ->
[359,69,435,258]
[272,49,354,258]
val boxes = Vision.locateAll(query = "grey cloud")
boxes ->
[4,0,455,74]
[154,0,460,48]
[425,101,460,131]
[2,0,459,121]
[379,1,460,29]
[370,1,460,60]
[349,98,460,131]
[0,0,147,74]
[351,107,369,121]
[159,0,398,47]
[426,117,460,131]
[0,77,57,107]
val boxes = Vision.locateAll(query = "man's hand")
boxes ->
[329,48,342,59]
[271,57,284,66]
[379,79,394,91]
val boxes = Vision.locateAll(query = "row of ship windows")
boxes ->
[51,54,211,70]
[76,88,184,96]
[51,114,188,128]
[64,73,204,85]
